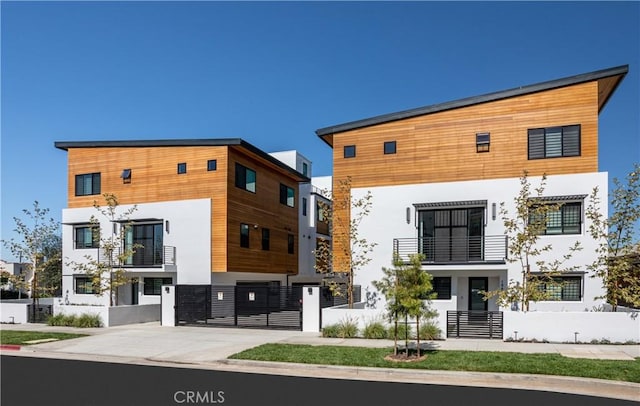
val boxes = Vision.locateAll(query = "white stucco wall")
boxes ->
[61,198,211,305]
[351,172,608,313]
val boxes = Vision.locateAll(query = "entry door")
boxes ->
[131,279,139,305]
[468,277,488,311]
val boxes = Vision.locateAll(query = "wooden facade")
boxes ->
[61,141,305,275]
[316,66,627,273]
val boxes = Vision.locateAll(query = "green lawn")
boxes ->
[1,330,88,345]
[230,343,640,383]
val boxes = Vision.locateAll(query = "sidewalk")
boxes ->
[2,322,639,401]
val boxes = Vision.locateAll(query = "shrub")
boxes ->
[322,324,340,338]
[362,321,387,339]
[47,313,102,328]
[417,322,442,340]
[336,316,359,338]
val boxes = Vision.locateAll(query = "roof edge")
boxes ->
[315,64,629,138]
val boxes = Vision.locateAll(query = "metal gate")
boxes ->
[175,284,302,330]
[447,310,503,339]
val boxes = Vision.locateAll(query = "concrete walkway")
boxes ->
[2,322,639,401]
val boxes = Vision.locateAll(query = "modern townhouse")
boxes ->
[54,138,326,326]
[315,65,629,338]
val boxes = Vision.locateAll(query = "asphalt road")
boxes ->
[2,355,637,406]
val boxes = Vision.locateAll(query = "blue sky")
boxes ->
[1,1,639,261]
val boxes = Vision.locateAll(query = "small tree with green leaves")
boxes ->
[2,201,60,319]
[484,172,582,311]
[373,254,435,357]
[586,164,640,311]
[67,193,139,306]
[315,177,377,308]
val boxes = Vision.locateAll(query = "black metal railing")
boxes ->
[320,285,362,308]
[98,245,176,267]
[447,310,503,339]
[393,236,507,264]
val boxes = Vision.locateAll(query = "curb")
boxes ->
[0,345,22,351]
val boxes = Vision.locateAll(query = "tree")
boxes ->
[67,193,139,306]
[2,201,60,319]
[373,254,435,358]
[38,234,62,297]
[484,172,582,311]
[586,164,640,310]
[315,177,377,308]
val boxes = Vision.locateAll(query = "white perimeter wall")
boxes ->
[351,172,608,312]
[61,198,211,305]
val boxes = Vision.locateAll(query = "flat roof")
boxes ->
[316,65,628,147]
[54,138,310,182]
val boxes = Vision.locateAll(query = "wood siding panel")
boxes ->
[332,82,599,189]
[225,148,299,275]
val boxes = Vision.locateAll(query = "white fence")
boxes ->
[54,303,161,327]
[1,298,55,324]
[503,311,639,343]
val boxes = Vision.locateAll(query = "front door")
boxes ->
[468,277,488,311]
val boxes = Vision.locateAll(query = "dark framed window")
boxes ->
[344,145,356,158]
[121,169,132,184]
[207,160,217,171]
[75,173,101,196]
[143,277,173,295]
[384,141,396,155]
[536,276,582,301]
[302,197,308,216]
[240,223,250,248]
[287,234,294,254]
[235,163,256,193]
[123,223,164,266]
[302,162,308,177]
[531,202,582,235]
[476,133,490,153]
[262,228,270,251]
[280,184,295,207]
[177,163,187,174]
[432,277,452,300]
[74,225,99,249]
[74,277,97,294]
[528,125,580,159]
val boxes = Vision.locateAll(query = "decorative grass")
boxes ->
[1,330,88,345]
[229,343,640,383]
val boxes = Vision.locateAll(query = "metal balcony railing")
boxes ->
[393,236,507,264]
[98,245,176,267]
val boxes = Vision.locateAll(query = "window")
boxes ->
[536,276,582,301]
[476,133,490,153]
[302,197,308,216]
[432,277,452,300]
[177,163,187,174]
[287,234,294,254]
[528,125,580,159]
[384,141,396,155]
[121,169,132,184]
[240,224,250,248]
[75,173,101,196]
[302,162,308,177]
[74,225,99,249]
[344,145,356,158]
[235,163,256,193]
[207,160,217,171]
[280,184,295,207]
[531,202,582,235]
[262,228,270,251]
[143,277,173,295]
[124,223,164,266]
[74,277,97,294]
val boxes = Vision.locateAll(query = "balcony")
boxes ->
[393,236,507,265]
[98,245,176,268]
